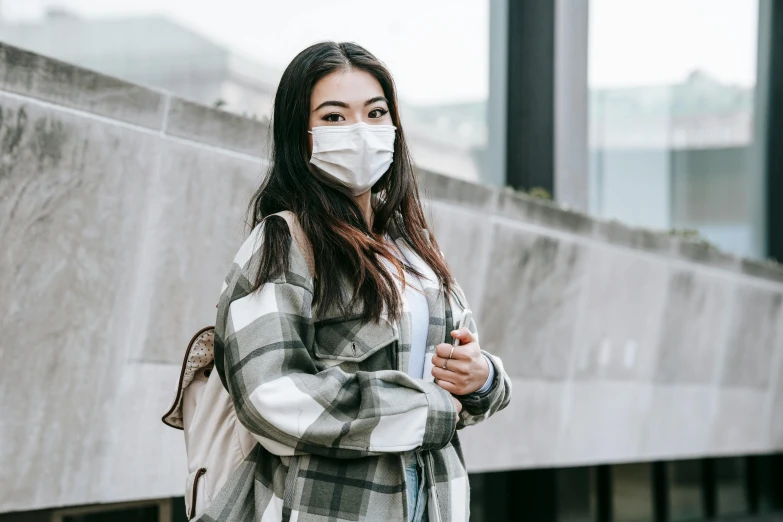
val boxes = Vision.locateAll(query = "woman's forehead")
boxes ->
[311,69,384,106]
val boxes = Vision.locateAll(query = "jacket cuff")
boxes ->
[420,382,458,450]
[459,351,503,412]
[475,354,496,395]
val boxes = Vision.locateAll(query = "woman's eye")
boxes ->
[323,113,344,122]
[369,108,388,119]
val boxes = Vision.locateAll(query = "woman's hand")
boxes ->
[431,327,490,396]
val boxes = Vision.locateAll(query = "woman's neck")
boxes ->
[353,190,374,228]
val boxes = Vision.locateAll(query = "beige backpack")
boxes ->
[161,211,315,520]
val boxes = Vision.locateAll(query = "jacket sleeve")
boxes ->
[449,283,513,430]
[214,220,458,459]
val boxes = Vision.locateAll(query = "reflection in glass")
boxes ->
[588,0,763,258]
[668,459,703,521]
[716,457,748,517]
[756,454,783,513]
[63,505,159,522]
[612,463,653,522]
[557,466,596,522]
[468,473,489,522]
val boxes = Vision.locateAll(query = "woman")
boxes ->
[206,41,511,522]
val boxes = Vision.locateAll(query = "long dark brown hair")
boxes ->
[246,41,455,324]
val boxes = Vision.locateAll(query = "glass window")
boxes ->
[62,506,159,522]
[588,0,764,258]
[755,454,783,513]
[468,473,490,522]
[0,0,489,184]
[668,459,703,521]
[612,463,653,522]
[557,466,597,522]
[715,456,748,517]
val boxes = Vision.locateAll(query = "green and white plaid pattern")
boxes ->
[202,216,511,522]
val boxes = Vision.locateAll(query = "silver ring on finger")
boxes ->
[442,358,449,370]
[448,346,455,360]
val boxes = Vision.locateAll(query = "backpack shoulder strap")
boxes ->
[268,210,316,279]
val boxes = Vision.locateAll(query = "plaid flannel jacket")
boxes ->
[201,214,512,522]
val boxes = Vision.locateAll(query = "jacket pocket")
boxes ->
[314,315,398,362]
[185,467,211,520]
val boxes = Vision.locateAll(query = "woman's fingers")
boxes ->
[432,366,470,391]
[434,343,471,361]
[449,327,475,346]
[431,356,469,375]
[434,371,467,396]
[431,366,455,382]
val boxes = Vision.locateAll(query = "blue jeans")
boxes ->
[404,456,428,522]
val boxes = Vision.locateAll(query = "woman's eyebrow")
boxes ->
[312,96,389,112]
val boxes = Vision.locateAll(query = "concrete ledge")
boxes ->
[0,42,166,129]
[419,167,497,213]
[166,97,270,157]
[742,258,783,284]
[420,168,783,283]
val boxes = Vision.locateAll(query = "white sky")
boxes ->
[589,0,759,88]
[0,0,760,102]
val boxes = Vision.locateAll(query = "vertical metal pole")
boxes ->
[746,456,760,515]
[554,0,590,211]
[764,0,783,260]
[486,0,508,188]
[505,0,556,195]
[702,459,717,519]
[652,461,670,522]
[596,465,613,522]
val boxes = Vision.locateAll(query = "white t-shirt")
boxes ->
[384,233,430,379]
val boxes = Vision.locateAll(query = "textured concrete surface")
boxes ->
[165,97,270,157]
[0,43,166,128]
[1,42,783,512]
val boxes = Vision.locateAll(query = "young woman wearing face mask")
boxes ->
[207,41,512,522]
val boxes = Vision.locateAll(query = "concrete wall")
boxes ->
[1,42,782,513]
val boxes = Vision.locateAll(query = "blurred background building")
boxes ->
[0,0,782,521]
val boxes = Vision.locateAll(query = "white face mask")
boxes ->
[308,121,397,196]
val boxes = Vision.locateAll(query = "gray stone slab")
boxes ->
[497,189,595,236]
[165,97,270,157]
[95,363,186,504]
[131,140,263,364]
[771,373,783,447]
[0,95,160,509]
[710,388,768,454]
[478,223,588,379]
[430,175,783,287]
[418,168,498,214]
[0,42,166,129]
[1,362,185,511]
[555,381,652,464]
[721,287,783,389]
[428,203,494,320]
[639,385,714,458]
[592,218,674,255]
[458,379,563,471]
[673,239,743,274]
[571,248,669,382]
[654,270,733,384]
